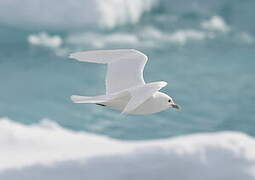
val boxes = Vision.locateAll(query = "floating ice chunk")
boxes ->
[98,0,158,28]
[167,29,208,44]
[201,16,230,32]
[141,27,214,45]
[67,32,139,48]
[0,0,158,29]
[237,32,254,44]
[27,32,62,48]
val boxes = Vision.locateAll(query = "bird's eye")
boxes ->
[168,99,171,103]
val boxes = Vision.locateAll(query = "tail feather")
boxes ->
[70,95,111,104]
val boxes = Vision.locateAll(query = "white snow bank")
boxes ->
[1,118,255,180]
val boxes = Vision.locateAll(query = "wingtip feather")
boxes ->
[69,53,79,60]
[69,54,74,59]
[161,81,168,87]
[70,95,77,103]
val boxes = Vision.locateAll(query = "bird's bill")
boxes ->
[172,104,181,110]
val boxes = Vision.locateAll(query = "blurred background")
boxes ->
[0,0,254,140]
[1,0,255,179]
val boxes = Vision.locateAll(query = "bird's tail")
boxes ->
[70,95,112,104]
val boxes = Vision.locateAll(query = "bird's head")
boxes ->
[167,96,181,110]
[155,92,181,110]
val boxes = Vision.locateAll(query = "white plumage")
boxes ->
[70,49,180,114]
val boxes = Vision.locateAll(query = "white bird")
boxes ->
[70,49,180,115]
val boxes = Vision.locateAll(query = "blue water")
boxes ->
[0,0,255,140]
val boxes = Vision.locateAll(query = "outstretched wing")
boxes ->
[122,81,167,114]
[70,49,148,94]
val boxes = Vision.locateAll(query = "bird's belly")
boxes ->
[103,93,168,115]
[130,100,166,115]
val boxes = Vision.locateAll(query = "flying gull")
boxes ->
[70,49,180,115]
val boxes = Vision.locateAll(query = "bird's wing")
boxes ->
[122,81,167,114]
[70,49,148,94]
